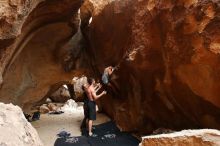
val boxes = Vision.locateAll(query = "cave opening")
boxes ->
[29,76,111,146]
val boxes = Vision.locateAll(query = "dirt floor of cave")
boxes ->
[31,109,110,146]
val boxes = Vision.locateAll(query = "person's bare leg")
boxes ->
[88,120,93,136]
[86,119,88,131]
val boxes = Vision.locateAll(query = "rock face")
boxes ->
[0,0,85,111]
[82,0,220,134]
[0,103,43,146]
[140,129,220,146]
[0,0,44,39]
[0,0,45,86]
[0,0,220,137]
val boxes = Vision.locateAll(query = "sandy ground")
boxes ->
[32,110,110,146]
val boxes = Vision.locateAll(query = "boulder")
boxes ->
[39,105,50,114]
[50,86,71,103]
[140,129,220,146]
[61,99,82,113]
[47,103,58,111]
[0,103,43,146]
[72,76,88,101]
[82,0,220,133]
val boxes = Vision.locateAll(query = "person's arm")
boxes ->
[95,86,102,93]
[94,83,100,90]
[91,89,106,100]
[94,83,102,93]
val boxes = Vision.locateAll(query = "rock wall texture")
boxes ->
[0,0,86,111]
[140,129,220,146]
[0,102,43,146]
[0,0,45,85]
[82,0,220,134]
[0,0,220,136]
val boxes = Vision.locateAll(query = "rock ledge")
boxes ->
[140,129,220,146]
